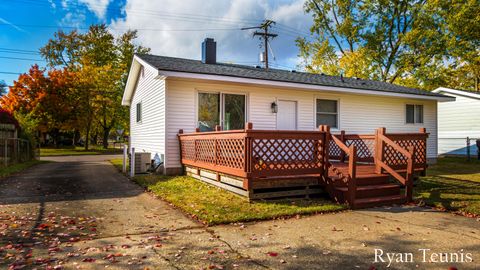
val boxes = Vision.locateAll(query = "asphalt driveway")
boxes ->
[0,155,478,269]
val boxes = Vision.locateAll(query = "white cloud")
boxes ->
[78,0,112,19]
[59,0,111,19]
[109,0,311,70]
[60,11,87,28]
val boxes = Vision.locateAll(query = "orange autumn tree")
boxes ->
[0,65,80,144]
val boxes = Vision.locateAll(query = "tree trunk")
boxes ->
[92,133,98,145]
[84,126,90,150]
[102,128,111,149]
[475,76,479,92]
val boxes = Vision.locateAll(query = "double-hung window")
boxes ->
[406,104,423,124]
[197,92,246,131]
[316,99,338,129]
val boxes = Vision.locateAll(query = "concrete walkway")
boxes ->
[0,155,478,269]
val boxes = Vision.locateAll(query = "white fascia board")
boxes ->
[159,71,455,102]
[433,87,480,100]
[122,55,160,106]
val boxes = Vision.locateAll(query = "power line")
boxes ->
[0,56,45,62]
[0,23,242,32]
[0,71,22,75]
[0,50,40,56]
[0,47,39,53]
[15,0,262,27]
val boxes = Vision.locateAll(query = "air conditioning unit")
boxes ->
[135,152,151,173]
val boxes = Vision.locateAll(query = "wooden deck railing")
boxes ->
[329,131,357,206]
[178,123,428,204]
[178,123,328,180]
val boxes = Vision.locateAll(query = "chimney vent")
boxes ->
[202,38,216,64]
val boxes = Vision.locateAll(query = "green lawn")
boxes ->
[0,160,48,178]
[110,158,346,225]
[415,157,480,216]
[41,146,122,156]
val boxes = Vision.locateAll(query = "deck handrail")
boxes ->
[376,129,416,202]
[329,132,357,207]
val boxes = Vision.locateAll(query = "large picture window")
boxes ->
[197,92,246,131]
[406,104,423,124]
[316,99,338,129]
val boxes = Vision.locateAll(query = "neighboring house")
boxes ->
[0,109,18,139]
[122,38,453,175]
[433,87,480,155]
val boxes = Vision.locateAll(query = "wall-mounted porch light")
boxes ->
[271,101,278,113]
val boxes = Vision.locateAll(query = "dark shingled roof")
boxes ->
[137,54,447,98]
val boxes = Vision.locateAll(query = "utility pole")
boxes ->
[242,20,278,70]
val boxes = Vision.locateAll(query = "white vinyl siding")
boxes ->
[436,91,480,155]
[129,67,166,165]
[164,78,438,169]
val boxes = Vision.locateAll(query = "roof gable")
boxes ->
[433,87,480,100]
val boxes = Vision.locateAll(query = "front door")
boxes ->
[276,100,297,130]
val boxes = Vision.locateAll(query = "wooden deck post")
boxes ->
[340,130,346,163]
[406,145,415,202]
[244,122,253,191]
[348,145,357,207]
[215,125,222,131]
[419,127,427,176]
[375,127,386,174]
[195,127,200,132]
[178,129,184,174]
[320,125,331,180]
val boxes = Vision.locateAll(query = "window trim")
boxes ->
[314,97,340,130]
[195,89,249,131]
[136,102,142,123]
[405,103,424,124]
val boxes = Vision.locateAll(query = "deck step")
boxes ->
[353,194,406,209]
[335,183,401,199]
[330,175,390,187]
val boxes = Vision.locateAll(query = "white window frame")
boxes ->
[195,90,248,130]
[314,98,340,130]
[405,103,424,124]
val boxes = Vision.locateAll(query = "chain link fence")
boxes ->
[0,138,36,168]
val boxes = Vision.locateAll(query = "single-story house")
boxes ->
[433,87,480,155]
[122,38,453,176]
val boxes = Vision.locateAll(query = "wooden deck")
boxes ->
[178,123,428,208]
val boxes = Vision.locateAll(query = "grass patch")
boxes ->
[0,160,48,178]
[415,156,480,216]
[110,158,125,171]
[109,158,345,225]
[41,146,122,156]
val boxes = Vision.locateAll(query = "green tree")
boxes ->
[41,24,150,149]
[298,0,479,90]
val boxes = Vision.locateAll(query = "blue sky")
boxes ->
[1,0,312,87]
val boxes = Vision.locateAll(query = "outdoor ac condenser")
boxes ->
[134,152,151,174]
